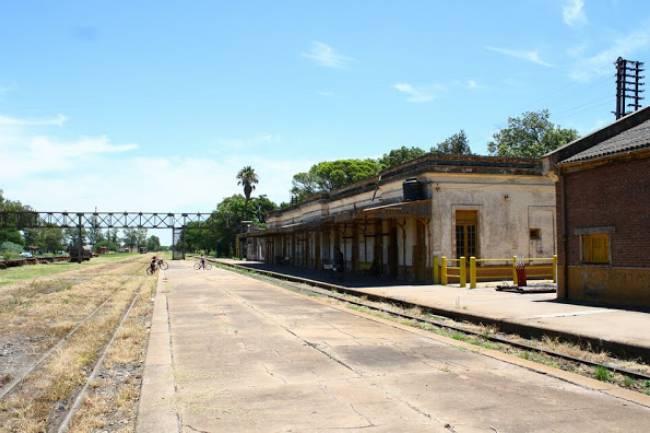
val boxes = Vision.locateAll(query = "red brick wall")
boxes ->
[560,155,650,268]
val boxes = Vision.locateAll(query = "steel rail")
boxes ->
[0,294,114,400]
[56,288,142,433]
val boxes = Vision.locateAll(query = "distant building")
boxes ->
[544,106,650,308]
[248,154,556,282]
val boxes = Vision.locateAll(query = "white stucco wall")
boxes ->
[428,173,556,261]
[265,170,556,268]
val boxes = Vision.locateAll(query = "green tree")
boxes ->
[290,171,319,202]
[432,130,472,155]
[136,229,147,249]
[488,110,579,158]
[87,215,105,247]
[108,228,119,247]
[23,226,65,253]
[121,228,139,251]
[0,241,23,258]
[182,194,277,257]
[291,159,381,202]
[378,146,427,169]
[146,235,161,251]
[0,190,28,245]
[236,166,259,202]
[64,227,87,248]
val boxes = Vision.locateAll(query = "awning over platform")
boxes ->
[362,199,431,219]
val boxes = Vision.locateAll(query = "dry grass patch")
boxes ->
[67,278,156,433]
[0,255,151,433]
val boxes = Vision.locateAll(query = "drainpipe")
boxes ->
[560,171,569,300]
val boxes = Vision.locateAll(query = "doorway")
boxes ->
[455,210,478,259]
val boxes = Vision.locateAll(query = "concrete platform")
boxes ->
[218,259,650,361]
[137,261,650,433]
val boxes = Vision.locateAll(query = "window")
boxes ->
[455,210,478,259]
[529,228,541,240]
[581,233,610,264]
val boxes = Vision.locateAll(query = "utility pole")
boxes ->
[77,213,83,263]
[614,57,645,119]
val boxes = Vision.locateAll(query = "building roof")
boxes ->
[268,153,542,216]
[544,106,650,166]
[561,117,650,163]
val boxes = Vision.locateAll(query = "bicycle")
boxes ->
[193,261,212,270]
[145,263,158,276]
[157,258,169,270]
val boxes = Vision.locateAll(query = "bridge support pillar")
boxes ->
[172,227,185,260]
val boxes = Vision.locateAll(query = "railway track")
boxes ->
[0,294,114,400]
[1,281,148,433]
[55,290,141,433]
[212,260,650,385]
[0,257,153,433]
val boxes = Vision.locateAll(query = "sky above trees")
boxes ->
[1,0,649,220]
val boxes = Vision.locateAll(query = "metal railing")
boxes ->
[433,255,558,288]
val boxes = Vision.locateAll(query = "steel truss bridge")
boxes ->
[0,211,212,260]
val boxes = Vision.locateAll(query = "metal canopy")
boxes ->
[362,199,431,219]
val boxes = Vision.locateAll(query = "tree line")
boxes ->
[289,109,577,203]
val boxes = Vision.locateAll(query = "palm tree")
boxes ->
[236,166,259,202]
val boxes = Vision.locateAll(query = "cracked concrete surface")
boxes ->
[137,262,650,433]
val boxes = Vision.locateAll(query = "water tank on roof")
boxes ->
[402,178,425,201]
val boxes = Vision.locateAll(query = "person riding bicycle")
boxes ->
[149,255,157,273]
[200,254,206,269]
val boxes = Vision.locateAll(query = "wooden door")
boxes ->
[455,210,478,259]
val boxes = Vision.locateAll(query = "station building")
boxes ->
[247,154,556,283]
[544,106,650,308]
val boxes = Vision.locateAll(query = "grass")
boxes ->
[0,253,139,286]
[67,278,156,433]
[594,366,613,382]
[0,255,151,433]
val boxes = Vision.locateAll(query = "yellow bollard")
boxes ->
[552,254,558,283]
[433,256,439,284]
[512,255,518,287]
[441,256,448,285]
[469,256,477,289]
[459,256,466,288]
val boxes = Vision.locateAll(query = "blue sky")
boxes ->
[2,0,650,222]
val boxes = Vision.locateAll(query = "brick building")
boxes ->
[544,106,650,308]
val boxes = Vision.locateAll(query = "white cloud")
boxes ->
[569,27,650,81]
[0,113,67,127]
[563,0,587,27]
[466,79,479,90]
[393,82,445,103]
[302,41,352,68]
[1,138,138,179]
[486,46,554,67]
[1,113,312,221]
